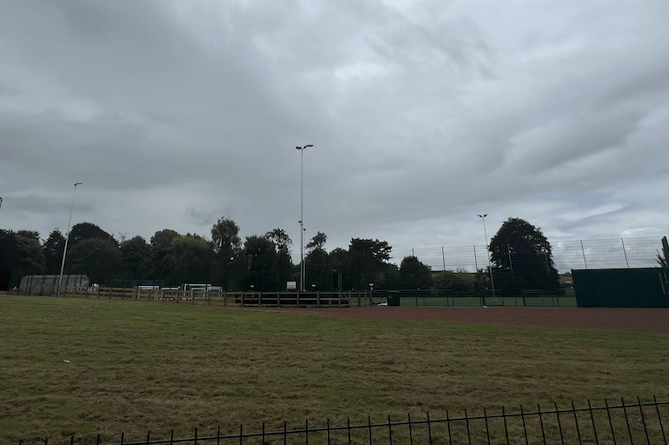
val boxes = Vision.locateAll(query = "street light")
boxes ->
[0,197,3,214]
[296,145,313,292]
[478,214,496,298]
[57,183,82,297]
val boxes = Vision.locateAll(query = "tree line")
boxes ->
[1,217,437,292]
[1,217,577,294]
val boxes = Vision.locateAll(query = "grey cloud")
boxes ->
[1,0,668,254]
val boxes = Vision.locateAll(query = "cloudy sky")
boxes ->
[1,0,668,266]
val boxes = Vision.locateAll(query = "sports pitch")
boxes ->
[1,297,667,443]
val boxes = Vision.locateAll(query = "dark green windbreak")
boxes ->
[573,267,669,307]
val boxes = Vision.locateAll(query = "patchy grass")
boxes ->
[1,297,668,444]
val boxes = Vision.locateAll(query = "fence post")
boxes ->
[473,245,478,271]
[621,238,630,268]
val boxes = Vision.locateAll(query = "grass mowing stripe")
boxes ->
[1,296,667,444]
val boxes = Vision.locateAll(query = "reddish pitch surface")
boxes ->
[263,307,669,334]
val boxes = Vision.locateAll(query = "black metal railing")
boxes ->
[18,395,668,445]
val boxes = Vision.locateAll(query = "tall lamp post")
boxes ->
[57,183,82,297]
[478,214,496,299]
[296,145,313,292]
[0,197,3,215]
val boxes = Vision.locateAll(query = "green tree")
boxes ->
[489,217,559,292]
[244,235,278,291]
[10,231,46,288]
[120,236,151,280]
[42,229,66,274]
[0,230,18,290]
[169,234,213,285]
[68,222,115,246]
[67,238,122,284]
[305,232,328,290]
[211,217,242,290]
[306,232,327,252]
[348,238,393,289]
[148,229,180,284]
[264,229,293,290]
[17,230,40,242]
[398,256,432,289]
[212,218,241,256]
[328,247,351,290]
[434,269,476,292]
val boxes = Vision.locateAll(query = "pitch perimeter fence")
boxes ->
[395,237,662,273]
[19,396,669,445]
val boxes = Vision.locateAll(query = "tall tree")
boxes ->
[211,218,242,289]
[211,218,241,256]
[67,238,122,285]
[120,236,151,280]
[328,247,351,290]
[348,238,393,289]
[489,217,559,292]
[244,235,278,291]
[398,256,433,290]
[306,232,327,253]
[265,229,293,290]
[148,229,180,284]
[169,234,213,285]
[17,230,40,242]
[305,232,328,289]
[0,230,17,290]
[68,222,115,246]
[42,229,66,274]
[1,231,46,289]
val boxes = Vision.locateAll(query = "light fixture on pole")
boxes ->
[478,214,496,298]
[296,145,313,292]
[57,183,82,297]
[0,197,3,214]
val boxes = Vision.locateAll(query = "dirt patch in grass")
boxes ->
[264,307,669,333]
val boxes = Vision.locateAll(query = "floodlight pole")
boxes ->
[478,214,496,298]
[296,145,313,292]
[57,183,82,297]
[0,197,3,215]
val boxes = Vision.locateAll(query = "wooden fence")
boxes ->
[62,286,374,308]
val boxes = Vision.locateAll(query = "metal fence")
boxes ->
[20,396,668,445]
[394,237,663,274]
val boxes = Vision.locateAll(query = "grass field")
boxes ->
[1,297,668,444]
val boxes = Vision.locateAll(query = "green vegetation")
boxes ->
[490,217,560,292]
[1,297,668,444]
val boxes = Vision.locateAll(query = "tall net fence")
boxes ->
[393,237,662,273]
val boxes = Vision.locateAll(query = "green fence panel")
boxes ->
[573,268,669,307]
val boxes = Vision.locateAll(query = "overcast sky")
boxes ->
[1,0,668,266]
